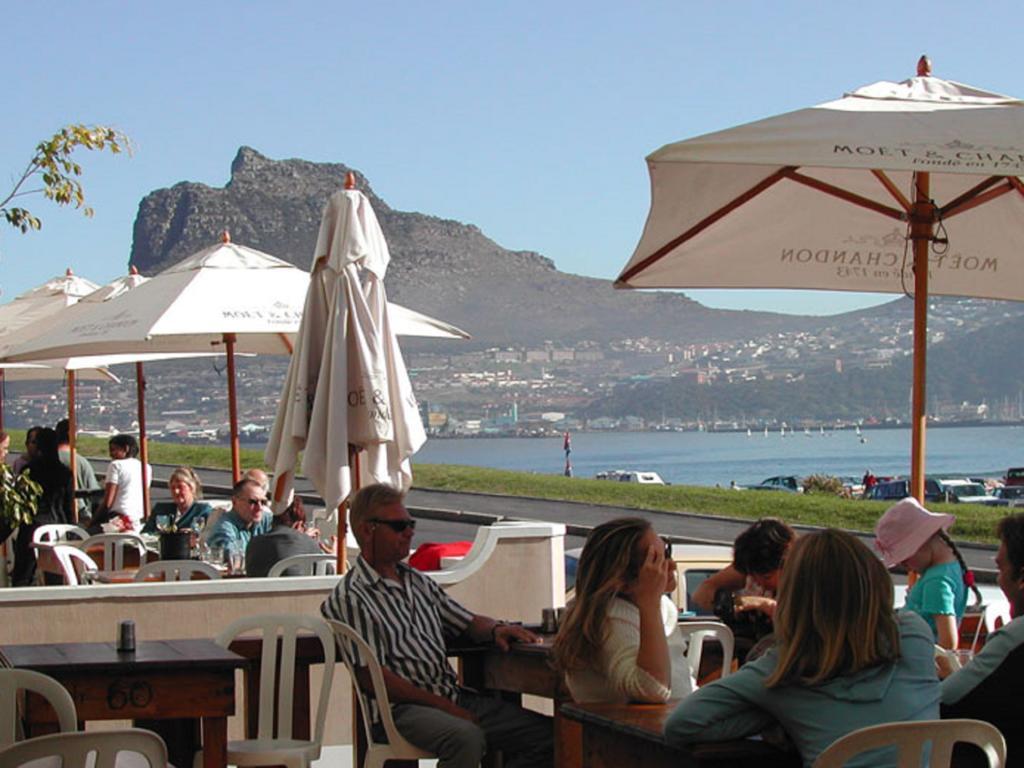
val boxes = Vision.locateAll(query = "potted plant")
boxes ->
[0,465,42,531]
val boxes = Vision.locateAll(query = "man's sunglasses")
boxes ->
[369,518,417,533]
[245,498,268,508]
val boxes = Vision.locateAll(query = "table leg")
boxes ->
[202,715,228,768]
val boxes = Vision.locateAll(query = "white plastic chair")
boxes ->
[677,621,734,680]
[0,668,78,746]
[0,727,168,768]
[31,524,89,546]
[813,718,1006,768]
[134,559,221,582]
[51,544,99,586]
[328,619,436,768]
[215,614,336,768]
[267,554,337,578]
[80,533,148,571]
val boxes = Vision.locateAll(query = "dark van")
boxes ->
[866,478,944,504]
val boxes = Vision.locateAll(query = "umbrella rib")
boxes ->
[871,170,912,212]
[939,176,1016,219]
[616,166,795,285]
[782,170,906,221]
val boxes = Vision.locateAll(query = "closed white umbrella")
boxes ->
[265,175,428,571]
[617,57,1024,500]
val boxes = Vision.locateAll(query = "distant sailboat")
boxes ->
[764,426,769,437]
[746,428,752,437]
[819,425,825,436]
[804,427,812,437]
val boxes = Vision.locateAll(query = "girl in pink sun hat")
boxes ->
[875,497,982,649]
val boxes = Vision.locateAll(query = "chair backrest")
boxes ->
[676,621,734,680]
[134,559,221,582]
[51,545,98,586]
[200,501,232,543]
[0,727,168,768]
[215,614,335,752]
[0,668,78,746]
[81,533,148,571]
[328,619,427,755]
[267,553,338,578]
[813,719,1006,768]
[32,524,89,546]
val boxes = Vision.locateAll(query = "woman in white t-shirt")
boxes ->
[93,434,150,532]
[552,517,695,703]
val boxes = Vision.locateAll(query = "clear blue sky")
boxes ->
[4,1,1021,315]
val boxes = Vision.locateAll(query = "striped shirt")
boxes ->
[321,556,474,703]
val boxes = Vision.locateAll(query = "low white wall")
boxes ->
[0,522,565,746]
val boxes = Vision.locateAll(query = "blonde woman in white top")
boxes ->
[552,517,695,703]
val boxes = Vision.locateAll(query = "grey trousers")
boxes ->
[392,690,553,768]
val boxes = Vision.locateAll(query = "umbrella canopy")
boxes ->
[266,182,428,565]
[616,58,1024,499]
[0,270,117,431]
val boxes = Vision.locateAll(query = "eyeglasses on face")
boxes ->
[245,498,267,508]
[369,518,417,533]
[662,536,673,560]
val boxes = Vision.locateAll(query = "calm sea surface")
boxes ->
[416,425,1024,487]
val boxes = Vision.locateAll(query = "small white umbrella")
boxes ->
[266,175,429,571]
[0,270,118,432]
[617,57,1024,499]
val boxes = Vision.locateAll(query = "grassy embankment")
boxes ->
[8,429,1001,544]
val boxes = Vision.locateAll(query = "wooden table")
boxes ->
[562,701,800,768]
[0,638,246,768]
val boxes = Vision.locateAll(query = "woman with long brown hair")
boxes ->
[665,529,938,767]
[552,517,694,703]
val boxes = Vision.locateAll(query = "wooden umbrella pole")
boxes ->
[224,333,242,483]
[67,370,78,524]
[337,446,360,574]
[910,171,933,502]
[136,362,151,518]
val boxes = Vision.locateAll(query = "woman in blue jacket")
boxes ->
[665,529,939,768]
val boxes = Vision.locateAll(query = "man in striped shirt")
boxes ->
[322,483,553,768]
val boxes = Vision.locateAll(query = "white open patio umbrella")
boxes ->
[265,175,430,571]
[9,236,467,485]
[6,235,308,482]
[616,57,1024,500]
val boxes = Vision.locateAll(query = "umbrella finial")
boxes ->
[344,172,356,190]
[917,55,932,77]
[65,267,74,276]
[221,230,231,244]
[129,265,139,275]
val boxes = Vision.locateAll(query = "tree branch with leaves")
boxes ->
[2,124,130,233]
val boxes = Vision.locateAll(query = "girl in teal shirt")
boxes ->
[875,498,981,649]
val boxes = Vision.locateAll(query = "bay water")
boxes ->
[416,425,1024,487]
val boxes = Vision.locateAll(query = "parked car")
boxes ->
[865,478,944,504]
[1005,467,1024,487]
[985,486,1024,508]
[595,470,666,485]
[939,479,991,504]
[749,475,803,493]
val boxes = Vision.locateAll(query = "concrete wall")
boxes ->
[0,522,565,746]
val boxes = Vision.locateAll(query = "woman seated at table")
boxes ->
[90,434,150,533]
[142,466,212,533]
[552,517,694,703]
[665,529,939,767]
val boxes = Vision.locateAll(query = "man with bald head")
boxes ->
[206,478,271,554]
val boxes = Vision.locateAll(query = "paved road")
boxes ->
[96,459,1000,578]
